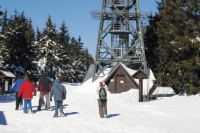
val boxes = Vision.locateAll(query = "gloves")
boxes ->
[50,98,52,102]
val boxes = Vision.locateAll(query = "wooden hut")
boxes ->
[0,71,15,95]
[104,63,138,93]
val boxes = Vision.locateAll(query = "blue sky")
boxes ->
[0,0,160,58]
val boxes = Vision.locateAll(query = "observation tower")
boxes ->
[92,0,147,81]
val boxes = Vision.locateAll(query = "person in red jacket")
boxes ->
[18,76,36,114]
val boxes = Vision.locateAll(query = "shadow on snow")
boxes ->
[0,94,15,103]
[0,111,7,125]
[65,112,79,116]
[107,114,120,118]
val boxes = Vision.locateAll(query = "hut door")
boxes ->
[116,75,125,93]
[3,80,9,94]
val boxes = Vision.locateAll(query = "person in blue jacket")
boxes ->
[11,73,24,110]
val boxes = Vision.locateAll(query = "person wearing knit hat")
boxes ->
[18,76,36,114]
[96,78,109,118]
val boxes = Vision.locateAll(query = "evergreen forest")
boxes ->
[0,9,94,83]
[144,0,200,95]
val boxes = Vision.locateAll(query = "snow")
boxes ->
[0,71,16,78]
[0,81,200,133]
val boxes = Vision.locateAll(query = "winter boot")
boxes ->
[37,107,41,111]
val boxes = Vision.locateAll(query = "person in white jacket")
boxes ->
[96,78,108,118]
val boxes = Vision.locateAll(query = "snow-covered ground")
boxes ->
[0,82,200,133]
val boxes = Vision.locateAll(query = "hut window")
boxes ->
[110,79,114,82]
[120,80,124,83]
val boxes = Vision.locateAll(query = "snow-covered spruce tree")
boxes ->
[0,9,6,68]
[37,15,61,79]
[30,27,42,80]
[24,19,38,79]
[84,48,94,69]
[56,21,73,82]
[144,0,200,94]
[74,36,88,82]
[69,36,91,83]
[0,10,37,76]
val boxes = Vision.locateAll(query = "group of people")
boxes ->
[11,73,108,118]
[11,73,36,113]
[11,73,67,117]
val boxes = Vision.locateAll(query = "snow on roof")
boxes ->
[118,63,157,95]
[82,63,157,95]
[0,70,16,78]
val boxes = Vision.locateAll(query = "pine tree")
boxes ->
[145,0,200,94]
[37,15,60,78]
[0,8,94,83]
[0,6,3,27]
[57,21,73,82]
[24,19,38,77]
[0,10,37,76]
[84,48,94,69]
[35,27,42,41]
[144,14,159,70]
[71,36,94,82]
[0,9,6,68]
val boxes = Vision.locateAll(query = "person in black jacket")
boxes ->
[37,74,52,111]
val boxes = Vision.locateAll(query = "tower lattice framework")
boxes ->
[93,0,147,81]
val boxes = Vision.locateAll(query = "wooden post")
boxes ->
[138,77,143,102]
[132,69,148,102]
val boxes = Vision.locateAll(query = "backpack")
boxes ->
[99,85,107,101]
[40,77,51,92]
[46,76,54,86]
